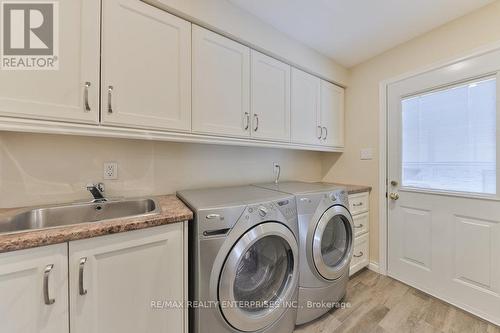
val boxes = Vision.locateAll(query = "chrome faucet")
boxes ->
[86,183,107,203]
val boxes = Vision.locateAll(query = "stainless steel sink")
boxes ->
[0,198,159,234]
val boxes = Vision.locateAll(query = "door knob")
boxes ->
[389,192,400,201]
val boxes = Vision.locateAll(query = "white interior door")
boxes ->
[192,25,250,138]
[0,0,100,124]
[101,0,191,131]
[387,49,500,325]
[250,50,291,142]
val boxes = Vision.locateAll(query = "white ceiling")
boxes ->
[229,0,494,68]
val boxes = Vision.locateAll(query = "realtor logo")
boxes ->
[1,1,58,70]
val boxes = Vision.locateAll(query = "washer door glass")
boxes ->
[313,205,353,280]
[234,235,291,312]
[219,222,299,332]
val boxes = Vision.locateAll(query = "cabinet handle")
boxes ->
[253,114,259,132]
[322,126,328,140]
[107,86,114,114]
[84,82,91,112]
[317,126,322,139]
[353,202,363,207]
[43,264,55,305]
[244,112,250,130]
[353,252,364,258]
[79,257,88,296]
[354,224,364,229]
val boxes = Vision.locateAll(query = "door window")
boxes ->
[401,77,496,194]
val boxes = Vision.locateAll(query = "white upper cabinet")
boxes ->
[101,0,191,131]
[251,51,291,142]
[69,224,186,333]
[0,0,100,123]
[320,80,345,148]
[192,25,251,138]
[0,244,68,333]
[291,68,321,145]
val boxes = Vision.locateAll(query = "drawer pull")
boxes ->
[206,214,221,220]
[354,224,364,229]
[353,251,364,258]
[79,257,88,296]
[43,264,55,305]
[353,203,363,207]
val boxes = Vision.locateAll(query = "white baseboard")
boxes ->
[368,262,380,273]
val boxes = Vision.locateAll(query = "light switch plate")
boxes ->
[360,148,374,160]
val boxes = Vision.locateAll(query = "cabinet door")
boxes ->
[101,0,191,131]
[0,244,68,333]
[192,25,250,138]
[251,51,291,141]
[69,223,186,333]
[320,80,345,147]
[291,68,321,145]
[0,0,99,123]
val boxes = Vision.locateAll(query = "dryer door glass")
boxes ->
[313,205,353,280]
[218,222,299,332]
[321,215,348,267]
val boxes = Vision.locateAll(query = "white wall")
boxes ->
[1,132,323,208]
[145,0,348,86]
[322,0,500,263]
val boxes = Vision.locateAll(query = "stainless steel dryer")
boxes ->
[254,182,353,325]
[177,186,300,333]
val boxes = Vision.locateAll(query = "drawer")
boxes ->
[349,192,369,215]
[352,212,369,237]
[350,233,369,276]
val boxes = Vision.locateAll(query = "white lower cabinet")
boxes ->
[0,223,187,333]
[69,223,187,333]
[0,244,69,333]
[350,233,369,275]
[349,191,370,276]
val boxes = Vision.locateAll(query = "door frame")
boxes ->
[377,40,500,276]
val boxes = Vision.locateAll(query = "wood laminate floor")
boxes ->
[294,268,500,333]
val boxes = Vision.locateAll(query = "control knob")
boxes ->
[258,206,268,217]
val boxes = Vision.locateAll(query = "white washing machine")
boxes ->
[254,182,354,325]
[177,186,300,333]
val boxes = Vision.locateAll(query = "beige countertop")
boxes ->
[341,183,372,195]
[0,195,193,254]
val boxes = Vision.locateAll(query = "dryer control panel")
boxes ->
[329,189,349,207]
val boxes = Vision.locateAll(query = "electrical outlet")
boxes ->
[103,162,118,180]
